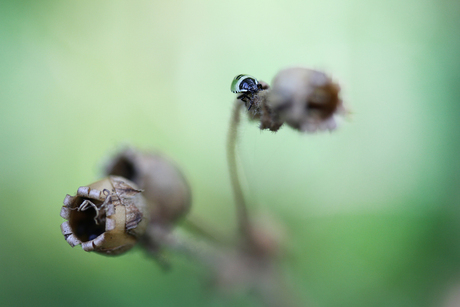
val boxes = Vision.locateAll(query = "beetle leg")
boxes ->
[248,100,254,110]
[237,93,256,111]
[237,94,249,105]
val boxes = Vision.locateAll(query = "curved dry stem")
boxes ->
[143,224,219,269]
[181,216,233,246]
[227,100,250,239]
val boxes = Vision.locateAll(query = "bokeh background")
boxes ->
[1,0,460,306]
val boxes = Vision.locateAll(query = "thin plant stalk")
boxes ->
[143,224,218,265]
[227,100,251,239]
[180,216,232,245]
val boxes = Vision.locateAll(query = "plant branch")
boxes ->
[180,216,233,246]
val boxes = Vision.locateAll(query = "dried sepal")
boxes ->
[60,176,149,255]
[267,67,344,132]
[105,148,191,224]
[243,82,284,132]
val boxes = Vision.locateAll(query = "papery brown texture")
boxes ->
[244,90,284,132]
[244,80,283,132]
[105,148,191,224]
[268,67,344,132]
[60,176,149,255]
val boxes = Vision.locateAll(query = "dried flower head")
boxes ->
[105,148,191,224]
[268,67,344,132]
[60,176,149,255]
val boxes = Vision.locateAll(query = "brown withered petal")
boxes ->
[268,67,344,133]
[105,148,191,224]
[244,86,284,132]
[60,176,149,255]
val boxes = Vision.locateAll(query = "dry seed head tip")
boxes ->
[268,67,344,133]
[235,81,284,132]
[60,176,149,255]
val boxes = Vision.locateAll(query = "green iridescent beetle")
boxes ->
[230,74,263,110]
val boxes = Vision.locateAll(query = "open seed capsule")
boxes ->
[60,176,149,255]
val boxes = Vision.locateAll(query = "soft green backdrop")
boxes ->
[1,1,460,306]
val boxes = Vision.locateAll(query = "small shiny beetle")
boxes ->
[230,74,264,110]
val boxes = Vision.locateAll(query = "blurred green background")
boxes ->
[1,0,460,306]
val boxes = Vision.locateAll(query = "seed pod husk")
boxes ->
[60,176,149,255]
[105,148,191,224]
[268,67,344,132]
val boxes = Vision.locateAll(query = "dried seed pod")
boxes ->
[60,176,149,255]
[105,148,191,224]
[268,67,344,132]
